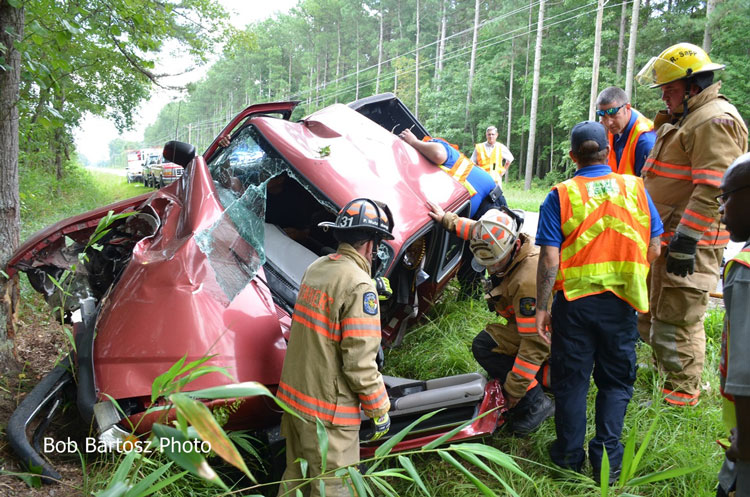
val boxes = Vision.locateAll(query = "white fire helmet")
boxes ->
[469,209,520,272]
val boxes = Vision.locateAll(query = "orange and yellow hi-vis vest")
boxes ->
[424,136,477,196]
[554,172,651,312]
[474,143,505,183]
[607,110,653,176]
[720,246,750,432]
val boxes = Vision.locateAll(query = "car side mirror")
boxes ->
[163,141,195,167]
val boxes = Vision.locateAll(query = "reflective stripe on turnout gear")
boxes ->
[554,172,651,312]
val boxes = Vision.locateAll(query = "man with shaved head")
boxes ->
[717,153,750,497]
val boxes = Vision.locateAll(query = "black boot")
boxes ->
[506,385,555,436]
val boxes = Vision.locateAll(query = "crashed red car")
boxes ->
[7,94,507,480]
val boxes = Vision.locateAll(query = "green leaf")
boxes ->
[449,443,529,480]
[151,354,187,402]
[372,409,442,461]
[438,451,496,496]
[61,19,81,35]
[316,417,329,473]
[625,465,702,486]
[620,427,637,485]
[631,415,659,478]
[397,456,429,496]
[109,449,137,488]
[126,461,177,497]
[369,475,399,497]
[600,447,610,497]
[170,392,256,483]
[150,424,228,490]
[453,447,519,497]
[346,467,368,497]
[95,481,129,497]
[185,382,304,420]
[7,0,21,8]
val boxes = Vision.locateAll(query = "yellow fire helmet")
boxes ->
[635,42,725,88]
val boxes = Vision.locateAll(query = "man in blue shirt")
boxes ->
[535,121,663,484]
[399,127,506,298]
[596,86,655,176]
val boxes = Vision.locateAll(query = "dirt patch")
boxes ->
[0,295,84,497]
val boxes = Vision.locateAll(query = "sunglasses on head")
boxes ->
[596,104,626,117]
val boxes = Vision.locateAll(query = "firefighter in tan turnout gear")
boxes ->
[635,43,748,406]
[428,202,554,435]
[277,198,393,497]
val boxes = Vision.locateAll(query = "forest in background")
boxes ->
[117,0,750,186]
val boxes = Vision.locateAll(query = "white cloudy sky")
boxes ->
[74,0,298,164]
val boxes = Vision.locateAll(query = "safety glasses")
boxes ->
[596,104,626,118]
[715,185,750,205]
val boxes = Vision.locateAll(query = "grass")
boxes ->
[382,295,727,497]
[19,164,147,239]
[503,180,550,212]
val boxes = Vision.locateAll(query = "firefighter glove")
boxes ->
[373,277,392,300]
[368,413,390,441]
[665,233,698,277]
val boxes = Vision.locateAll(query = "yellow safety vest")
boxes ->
[554,172,651,312]
[607,110,653,176]
[474,143,505,183]
[426,137,478,196]
[721,247,750,432]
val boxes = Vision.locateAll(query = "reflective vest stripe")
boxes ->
[278,381,362,425]
[607,111,653,175]
[541,363,551,389]
[498,304,514,319]
[515,316,536,334]
[720,248,750,431]
[455,218,473,240]
[358,383,389,411]
[555,173,651,312]
[438,154,478,196]
[341,316,382,339]
[292,303,342,341]
[643,158,692,180]
[692,168,723,188]
[662,387,699,406]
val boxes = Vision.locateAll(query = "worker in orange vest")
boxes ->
[595,86,655,176]
[535,121,663,484]
[471,126,514,187]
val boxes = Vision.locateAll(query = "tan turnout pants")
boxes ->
[637,247,722,405]
[277,413,360,497]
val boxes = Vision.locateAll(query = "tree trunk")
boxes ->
[518,0,534,181]
[355,20,360,101]
[524,0,545,190]
[0,0,23,370]
[465,0,480,132]
[415,0,420,119]
[54,88,65,181]
[376,10,384,93]
[703,0,717,52]
[588,0,604,121]
[435,0,447,92]
[625,0,641,99]
[506,38,514,148]
[335,24,341,103]
[616,0,627,79]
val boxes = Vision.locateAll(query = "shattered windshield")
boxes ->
[195,125,289,300]
[197,124,339,303]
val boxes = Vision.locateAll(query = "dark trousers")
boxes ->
[549,292,638,473]
[472,330,548,388]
